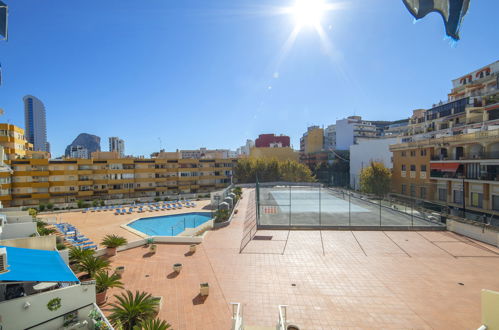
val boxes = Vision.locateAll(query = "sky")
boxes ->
[0,0,498,157]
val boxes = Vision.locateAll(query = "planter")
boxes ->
[152,296,163,315]
[115,266,125,276]
[96,290,107,305]
[106,247,117,257]
[200,282,209,296]
[150,244,157,253]
[173,263,182,273]
[234,209,238,214]
[189,244,197,253]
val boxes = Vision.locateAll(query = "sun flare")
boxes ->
[291,0,327,27]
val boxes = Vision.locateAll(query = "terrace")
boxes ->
[83,189,499,329]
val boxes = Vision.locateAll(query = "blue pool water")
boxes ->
[128,212,212,236]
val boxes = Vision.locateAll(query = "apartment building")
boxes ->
[0,123,33,160]
[334,116,378,150]
[2,156,236,207]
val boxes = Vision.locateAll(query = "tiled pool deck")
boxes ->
[63,192,499,329]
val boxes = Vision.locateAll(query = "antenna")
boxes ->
[158,137,162,151]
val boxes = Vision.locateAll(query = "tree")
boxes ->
[95,271,124,294]
[36,220,56,236]
[109,290,160,330]
[69,246,95,266]
[214,209,230,223]
[137,318,171,330]
[28,208,38,219]
[78,255,110,278]
[101,234,128,248]
[359,161,391,197]
[234,158,315,183]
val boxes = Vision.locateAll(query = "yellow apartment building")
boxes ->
[300,126,324,154]
[0,123,33,159]
[390,129,499,216]
[2,157,236,206]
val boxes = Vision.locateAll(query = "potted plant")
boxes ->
[150,243,157,253]
[173,263,182,273]
[101,234,128,256]
[145,238,154,247]
[95,271,124,305]
[109,290,161,329]
[189,244,197,253]
[200,282,209,296]
[115,266,125,276]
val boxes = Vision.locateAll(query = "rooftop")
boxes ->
[83,190,499,329]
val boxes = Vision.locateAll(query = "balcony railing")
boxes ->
[431,152,499,161]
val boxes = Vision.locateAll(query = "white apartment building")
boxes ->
[109,136,125,157]
[349,137,402,189]
[335,116,377,150]
[68,145,89,159]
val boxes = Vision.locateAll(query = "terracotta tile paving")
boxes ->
[55,191,499,329]
[40,200,212,247]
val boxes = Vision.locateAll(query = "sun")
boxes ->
[291,0,327,27]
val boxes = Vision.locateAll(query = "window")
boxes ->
[438,188,447,201]
[420,187,427,199]
[420,149,427,156]
[410,165,416,171]
[492,195,499,211]
[410,151,416,157]
[410,184,416,197]
[453,190,463,204]
[471,192,483,208]
[421,165,427,172]
[401,184,406,194]
[401,151,406,157]
[401,164,406,171]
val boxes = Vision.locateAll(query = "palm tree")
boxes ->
[95,271,124,293]
[69,246,95,265]
[138,318,171,330]
[78,255,110,278]
[101,234,128,256]
[101,234,128,248]
[109,290,160,330]
[95,271,124,305]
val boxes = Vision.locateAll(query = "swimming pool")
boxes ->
[128,212,212,236]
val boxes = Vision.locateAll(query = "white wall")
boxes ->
[0,283,96,330]
[349,137,401,189]
[335,119,355,150]
[0,235,56,250]
[0,222,37,239]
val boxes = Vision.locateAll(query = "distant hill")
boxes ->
[65,133,101,156]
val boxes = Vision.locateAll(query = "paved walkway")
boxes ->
[101,189,499,329]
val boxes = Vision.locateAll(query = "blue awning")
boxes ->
[0,246,79,282]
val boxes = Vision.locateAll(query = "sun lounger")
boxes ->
[127,208,133,214]
[83,245,97,250]
[121,208,126,214]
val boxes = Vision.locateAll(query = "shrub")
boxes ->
[46,203,54,210]
[92,200,100,207]
[56,243,67,250]
[154,197,161,202]
[28,208,38,219]
[77,200,84,208]
[100,200,105,206]
[38,204,46,212]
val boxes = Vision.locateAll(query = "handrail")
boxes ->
[277,305,288,330]
[230,302,243,330]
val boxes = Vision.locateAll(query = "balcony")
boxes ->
[431,151,499,161]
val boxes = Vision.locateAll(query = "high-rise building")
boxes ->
[23,95,49,152]
[109,137,125,157]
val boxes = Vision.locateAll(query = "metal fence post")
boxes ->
[379,198,382,227]
[348,191,351,227]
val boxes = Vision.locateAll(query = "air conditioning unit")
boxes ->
[0,247,8,274]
